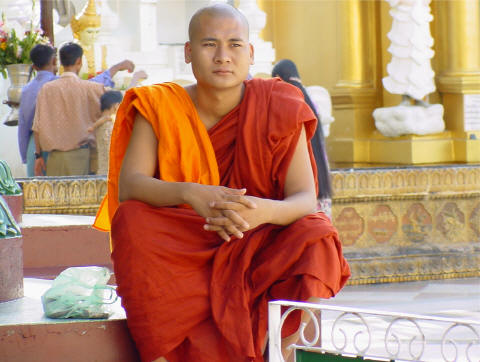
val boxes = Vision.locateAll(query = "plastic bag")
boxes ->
[41,266,117,319]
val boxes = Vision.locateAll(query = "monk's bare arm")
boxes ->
[267,125,317,225]
[206,125,317,230]
[119,113,254,241]
[118,114,188,206]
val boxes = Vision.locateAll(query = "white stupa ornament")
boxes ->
[383,0,436,100]
[373,0,445,137]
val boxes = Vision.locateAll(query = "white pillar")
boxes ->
[139,0,158,52]
[237,0,275,76]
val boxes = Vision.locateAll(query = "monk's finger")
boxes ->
[206,216,244,238]
[205,223,248,235]
[206,216,234,226]
[222,210,249,230]
[209,201,243,211]
[224,224,244,239]
[204,224,224,232]
[206,214,248,231]
[223,194,257,209]
[217,229,231,242]
[223,187,246,195]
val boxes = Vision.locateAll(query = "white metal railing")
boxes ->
[268,301,480,362]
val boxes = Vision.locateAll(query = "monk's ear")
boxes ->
[249,43,254,65]
[184,41,192,64]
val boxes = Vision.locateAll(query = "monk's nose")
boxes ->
[214,46,231,63]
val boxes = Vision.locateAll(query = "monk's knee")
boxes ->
[112,200,150,228]
[288,213,334,234]
[111,200,152,250]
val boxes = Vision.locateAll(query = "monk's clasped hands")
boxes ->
[204,192,269,243]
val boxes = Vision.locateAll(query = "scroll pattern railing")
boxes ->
[268,301,480,362]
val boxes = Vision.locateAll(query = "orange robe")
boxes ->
[97,79,350,362]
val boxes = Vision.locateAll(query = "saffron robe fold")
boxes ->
[102,79,350,362]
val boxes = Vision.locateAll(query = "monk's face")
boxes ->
[185,13,254,90]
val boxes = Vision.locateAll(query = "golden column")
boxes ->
[436,0,480,162]
[328,0,379,164]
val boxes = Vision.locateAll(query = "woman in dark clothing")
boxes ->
[272,59,333,216]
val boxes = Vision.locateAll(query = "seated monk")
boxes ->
[93,4,350,362]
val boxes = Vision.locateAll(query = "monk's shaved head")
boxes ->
[188,3,249,41]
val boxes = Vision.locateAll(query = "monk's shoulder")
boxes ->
[251,79,308,114]
[245,79,313,138]
[123,82,190,109]
[248,78,305,107]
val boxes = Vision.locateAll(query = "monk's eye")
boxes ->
[203,42,215,47]
[231,43,242,48]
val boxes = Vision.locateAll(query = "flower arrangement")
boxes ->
[0,2,50,79]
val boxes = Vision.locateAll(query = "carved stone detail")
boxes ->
[436,202,465,239]
[334,207,364,246]
[19,176,106,215]
[402,203,432,243]
[367,205,397,244]
[331,166,480,201]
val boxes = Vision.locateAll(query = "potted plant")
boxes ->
[0,1,50,125]
[0,160,23,224]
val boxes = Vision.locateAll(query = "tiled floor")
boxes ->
[1,275,478,361]
[323,277,480,317]
[2,277,478,328]
[20,214,96,228]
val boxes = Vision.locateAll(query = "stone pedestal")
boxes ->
[0,236,24,302]
[373,104,445,137]
[2,194,23,224]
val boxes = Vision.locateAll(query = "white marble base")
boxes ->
[373,104,445,137]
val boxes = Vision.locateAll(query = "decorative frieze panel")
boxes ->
[19,176,106,215]
[331,166,480,200]
[329,165,480,284]
[333,198,479,248]
[17,165,480,284]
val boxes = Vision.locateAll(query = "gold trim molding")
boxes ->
[331,164,480,200]
[437,73,480,94]
[331,87,378,109]
[18,176,106,215]
[347,251,480,285]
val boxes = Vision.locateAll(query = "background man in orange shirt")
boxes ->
[32,42,144,176]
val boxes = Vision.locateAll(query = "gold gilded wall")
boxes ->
[331,165,480,284]
[259,0,339,90]
[260,1,480,164]
[260,0,443,103]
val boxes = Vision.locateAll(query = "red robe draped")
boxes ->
[106,79,350,362]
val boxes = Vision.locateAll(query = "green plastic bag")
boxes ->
[41,266,117,319]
